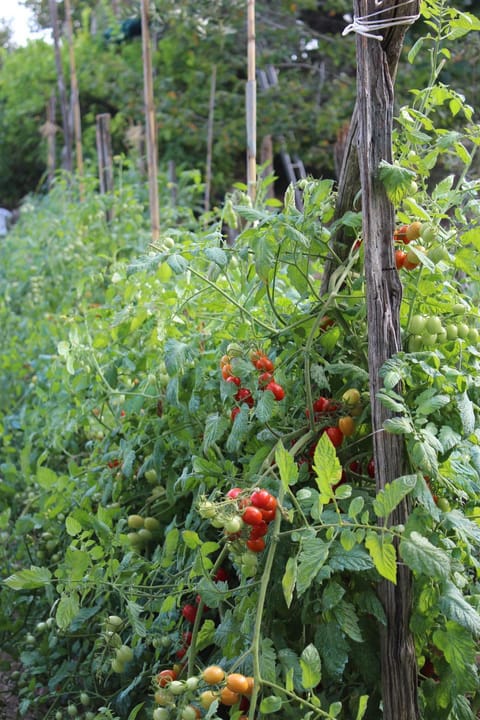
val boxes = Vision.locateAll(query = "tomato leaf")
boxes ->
[3,566,52,591]
[281,556,297,609]
[56,592,80,630]
[312,432,342,502]
[365,532,397,584]
[275,441,299,490]
[296,537,330,596]
[438,584,480,635]
[373,474,417,518]
[300,643,321,689]
[259,696,283,714]
[399,531,450,579]
[356,695,370,720]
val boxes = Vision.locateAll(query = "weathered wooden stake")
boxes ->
[204,64,217,213]
[96,113,114,221]
[246,0,257,201]
[64,0,84,195]
[141,0,160,242]
[355,1,419,717]
[46,92,57,187]
[49,0,72,173]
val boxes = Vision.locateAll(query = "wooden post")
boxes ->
[49,0,72,172]
[96,113,114,221]
[64,0,84,195]
[320,0,420,296]
[246,0,257,202]
[355,1,419,718]
[204,64,217,213]
[141,0,160,242]
[46,92,57,187]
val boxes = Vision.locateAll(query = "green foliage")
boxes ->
[1,3,480,720]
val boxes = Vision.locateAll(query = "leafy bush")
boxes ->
[2,4,480,720]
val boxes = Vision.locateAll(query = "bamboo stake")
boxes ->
[141,0,160,242]
[246,0,257,201]
[49,0,72,172]
[64,0,84,196]
[204,64,217,213]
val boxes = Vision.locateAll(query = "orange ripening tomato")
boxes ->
[338,415,355,437]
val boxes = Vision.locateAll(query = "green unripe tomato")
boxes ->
[105,615,123,631]
[185,675,200,691]
[421,333,437,347]
[127,532,142,546]
[468,328,479,344]
[127,514,144,529]
[457,323,470,339]
[181,706,199,720]
[168,680,186,696]
[224,515,244,534]
[111,657,125,673]
[137,528,153,544]
[408,335,423,352]
[144,516,161,532]
[55,712,63,720]
[210,516,224,528]
[80,692,90,706]
[85,713,95,720]
[116,644,134,663]
[145,468,157,483]
[446,324,458,340]
[452,303,468,315]
[425,316,443,334]
[36,621,47,633]
[153,709,171,720]
[427,246,449,264]
[437,328,447,343]
[408,315,427,334]
[67,704,78,718]
[198,501,216,519]
[436,497,451,512]
[421,224,436,243]
[104,631,122,647]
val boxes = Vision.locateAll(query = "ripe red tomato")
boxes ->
[265,381,285,401]
[242,506,264,526]
[226,375,241,387]
[256,355,274,373]
[157,669,177,687]
[246,537,266,552]
[250,489,271,509]
[258,372,274,388]
[248,521,268,539]
[260,507,276,523]
[226,487,242,499]
[395,249,407,269]
[367,458,375,478]
[214,567,229,583]
[313,396,330,413]
[235,388,254,407]
[181,604,197,624]
[325,426,344,448]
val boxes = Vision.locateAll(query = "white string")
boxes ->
[342,0,420,41]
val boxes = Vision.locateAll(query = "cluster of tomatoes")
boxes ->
[220,345,285,422]
[394,221,425,270]
[154,664,253,719]
[198,487,278,578]
[224,486,278,554]
[305,388,362,451]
